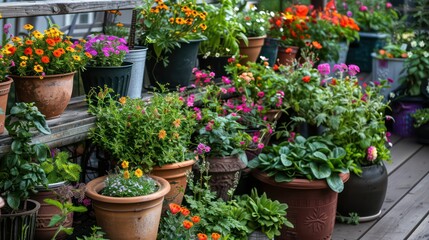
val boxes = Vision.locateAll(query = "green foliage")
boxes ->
[411,108,429,128]
[0,102,51,211]
[239,189,293,238]
[88,87,196,171]
[236,6,270,37]
[199,0,247,57]
[40,151,82,183]
[248,135,350,193]
[337,212,360,225]
[76,226,108,240]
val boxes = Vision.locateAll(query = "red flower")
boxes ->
[41,56,50,64]
[180,207,190,216]
[273,64,279,71]
[302,76,311,83]
[285,47,293,54]
[183,220,193,229]
[24,47,33,56]
[191,215,201,223]
[169,203,181,214]
[197,233,208,240]
[211,233,221,240]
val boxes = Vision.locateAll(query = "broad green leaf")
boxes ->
[274,173,293,183]
[44,198,63,210]
[313,151,328,161]
[48,214,66,227]
[327,174,344,193]
[310,162,331,179]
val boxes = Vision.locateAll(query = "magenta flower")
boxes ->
[334,63,348,72]
[257,91,265,98]
[3,23,12,34]
[387,78,394,83]
[367,146,377,161]
[386,2,392,8]
[346,11,353,17]
[359,5,368,11]
[252,136,259,143]
[257,143,265,149]
[196,143,211,154]
[317,63,331,75]
[222,76,231,84]
[179,87,186,92]
[348,64,360,76]
[186,94,195,107]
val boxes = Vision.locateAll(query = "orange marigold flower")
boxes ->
[191,215,201,223]
[85,52,93,58]
[41,56,50,64]
[24,47,33,56]
[119,96,127,105]
[123,170,130,179]
[273,64,279,71]
[121,160,129,169]
[183,220,193,229]
[169,203,181,214]
[116,22,124,27]
[378,49,386,55]
[169,18,174,24]
[401,52,408,58]
[180,207,190,216]
[134,168,143,178]
[46,38,56,46]
[312,41,322,49]
[25,40,33,45]
[53,49,62,58]
[197,233,208,240]
[23,24,34,30]
[175,18,185,24]
[158,129,167,139]
[302,76,311,83]
[35,49,44,55]
[173,119,181,128]
[211,232,221,240]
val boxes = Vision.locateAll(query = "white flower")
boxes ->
[259,18,265,22]
[246,22,251,26]
[259,11,265,15]
[256,19,261,23]
[408,51,413,57]
[280,28,284,32]
[424,51,429,58]
[251,6,257,11]
[411,41,417,48]
[389,92,396,99]
[234,7,239,11]
[215,53,220,57]
[260,26,265,31]
[260,56,268,61]
[226,48,230,52]
[419,41,425,48]
[270,11,275,17]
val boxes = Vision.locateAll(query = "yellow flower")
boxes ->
[123,170,130,179]
[119,97,127,105]
[116,22,124,27]
[72,55,81,61]
[121,160,129,169]
[34,65,43,73]
[11,36,22,42]
[158,129,167,140]
[20,56,28,61]
[23,24,34,30]
[135,168,143,178]
[32,31,44,39]
[20,61,27,67]
[173,119,181,128]
[67,46,76,52]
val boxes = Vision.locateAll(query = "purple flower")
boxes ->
[347,11,353,17]
[387,78,394,83]
[334,63,348,72]
[317,63,331,75]
[348,64,360,76]
[3,23,12,34]
[359,5,368,11]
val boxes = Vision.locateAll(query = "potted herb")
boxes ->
[0,102,51,239]
[136,0,207,89]
[88,87,197,207]
[85,160,170,239]
[81,34,131,97]
[249,135,351,239]
[411,108,429,144]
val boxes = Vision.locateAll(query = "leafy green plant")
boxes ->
[158,203,203,239]
[336,212,360,225]
[411,108,429,128]
[239,188,293,239]
[76,226,108,240]
[248,135,350,193]
[0,102,51,211]
[236,5,270,37]
[40,151,82,183]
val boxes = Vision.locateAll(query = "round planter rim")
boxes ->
[0,76,13,86]
[371,52,407,62]
[1,199,41,217]
[252,169,349,190]
[85,62,133,70]
[35,180,67,191]
[359,32,389,38]
[9,71,76,80]
[247,35,267,40]
[85,175,170,204]
[152,159,196,171]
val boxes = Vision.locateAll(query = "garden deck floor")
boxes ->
[332,135,429,240]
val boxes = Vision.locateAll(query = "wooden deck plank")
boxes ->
[406,213,429,239]
[360,173,429,240]
[333,144,429,239]
[385,137,423,173]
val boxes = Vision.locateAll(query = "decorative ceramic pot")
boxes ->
[12,72,75,119]
[31,181,72,240]
[82,62,133,97]
[252,169,349,240]
[85,175,170,240]
[371,53,406,100]
[337,163,388,222]
[0,199,40,240]
[0,77,13,134]
[277,46,299,66]
[239,35,267,64]
[151,159,196,211]
[146,39,203,90]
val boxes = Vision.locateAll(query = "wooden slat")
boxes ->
[406,212,429,239]
[385,137,423,173]
[0,0,139,18]
[361,173,429,240]
[333,146,429,239]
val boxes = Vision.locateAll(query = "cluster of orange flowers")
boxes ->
[320,0,360,33]
[168,203,221,240]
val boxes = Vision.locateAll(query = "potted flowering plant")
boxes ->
[3,24,91,119]
[88,86,196,206]
[237,4,270,63]
[316,63,392,221]
[85,160,170,239]
[136,0,207,89]
[411,108,429,144]
[81,34,131,97]
[0,23,14,134]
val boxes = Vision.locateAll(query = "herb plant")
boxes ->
[40,151,82,184]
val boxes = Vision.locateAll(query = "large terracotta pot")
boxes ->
[239,35,267,64]
[151,159,195,210]
[252,169,349,240]
[85,175,170,240]
[0,77,13,134]
[30,182,72,240]
[0,199,40,240]
[12,72,75,119]
[277,46,299,66]
[195,156,247,201]
[337,163,388,222]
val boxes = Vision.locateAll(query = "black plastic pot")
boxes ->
[198,55,230,79]
[258,37,279,66]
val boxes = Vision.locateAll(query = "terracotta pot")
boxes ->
[277,46,299,66]
[0,77,13,134]
[337,163,388,222]
[151,159,195,211]
[12,72,75,119]
[0,199,40,240]
[85,175,170,240]
[195,156,246,200]
[30,182,72,240]
[252,169,349,240]
[239,35,267,64]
